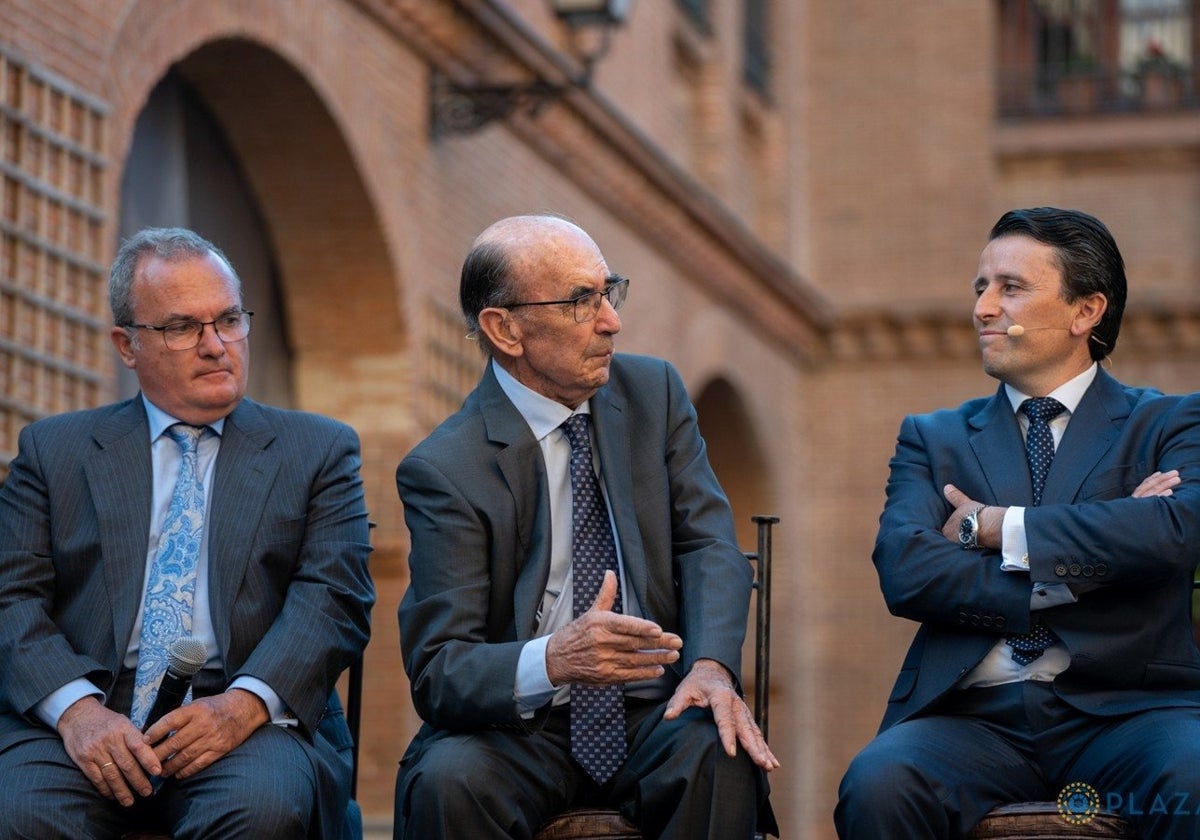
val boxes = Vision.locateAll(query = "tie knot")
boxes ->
[165,423,204,453]
[1021,397,1066,424]
[561,414,592,452]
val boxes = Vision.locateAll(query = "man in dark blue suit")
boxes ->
[0,228,374,838]
[836,208,1200,839]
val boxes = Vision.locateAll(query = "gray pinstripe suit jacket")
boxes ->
[0,395,374,838]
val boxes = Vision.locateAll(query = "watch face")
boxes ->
[959,514,976,547]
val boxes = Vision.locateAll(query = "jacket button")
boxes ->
[1082,564,1095,577]
[1055,564,1068,577]
[1068,563,1083,576]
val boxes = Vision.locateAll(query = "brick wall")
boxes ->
[4,2,1200,837]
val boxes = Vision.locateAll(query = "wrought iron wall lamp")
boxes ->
[429,0,630,138]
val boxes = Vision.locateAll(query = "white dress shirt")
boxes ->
[958,364,1097,688]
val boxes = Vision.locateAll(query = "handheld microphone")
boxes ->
[143,636,207,734]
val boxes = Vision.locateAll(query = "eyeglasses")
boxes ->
[503,276,629,324]
[125,310,254,351]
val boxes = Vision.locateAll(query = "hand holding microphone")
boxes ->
[143,636,207,736]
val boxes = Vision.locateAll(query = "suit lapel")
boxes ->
[207,399,280,662]
[590,380,649,619]
[968,385,1033,506]
[83,399,153,667]
[477,366,554,638]
[1041,369,1128,504]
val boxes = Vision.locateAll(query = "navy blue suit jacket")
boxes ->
[875,369,1200,731]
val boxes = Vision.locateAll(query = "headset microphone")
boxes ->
[1005,325,1073,337]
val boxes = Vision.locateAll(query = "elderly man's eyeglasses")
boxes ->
[125,310,254,351]
[503,276,629,324]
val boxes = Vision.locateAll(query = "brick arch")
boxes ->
[168,39,404,414]
[104,16,405,425]
[694,375,772,550]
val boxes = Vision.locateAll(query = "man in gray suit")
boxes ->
[0,228,374,838]
[393,214,778,839]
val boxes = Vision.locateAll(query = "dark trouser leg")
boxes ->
[1065,707,1200,840]
[619,703,761,840]
[835,684,1053,840]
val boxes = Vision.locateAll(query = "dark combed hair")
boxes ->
[988,207,1126,361]
[459,239,514,357]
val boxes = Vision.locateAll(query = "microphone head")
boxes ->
[1006,324,1025,337]
[166,636,208,677]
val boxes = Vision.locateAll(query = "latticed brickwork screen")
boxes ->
[424,297,484,431]
[0,46,109,476]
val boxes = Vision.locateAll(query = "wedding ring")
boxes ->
[100,761,115,769]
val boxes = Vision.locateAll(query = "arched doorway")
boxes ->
[694,375,772,550]
[118,70,293,407]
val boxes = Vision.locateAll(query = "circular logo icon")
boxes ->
[1057,781,1101,825]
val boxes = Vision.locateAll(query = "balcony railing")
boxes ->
[999,64,1199,117]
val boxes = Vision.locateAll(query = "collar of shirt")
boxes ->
[491,359,590,440]
[141,394,226,441]
[1003,362,1098,425]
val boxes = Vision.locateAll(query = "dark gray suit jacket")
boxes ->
[0,396,374,838]
[875,368,1200,731]
[396,353,751,743]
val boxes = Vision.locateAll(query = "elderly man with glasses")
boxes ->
[393,214,779,840]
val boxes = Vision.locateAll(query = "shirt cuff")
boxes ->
[35,679,105,730]
[1031,581,1078,609]
[998,506,1077,609]
[1000,506,1029,571]
[516,635,557,715]
[229,676,295,727]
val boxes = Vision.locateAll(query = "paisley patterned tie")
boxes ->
[130,424,205,729]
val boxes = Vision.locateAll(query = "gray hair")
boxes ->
[109,227,241,327]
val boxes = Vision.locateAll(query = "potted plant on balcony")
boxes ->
[1135,40,1187,108]
[1055,56,1099,114]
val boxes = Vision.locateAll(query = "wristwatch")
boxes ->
[958,504,986,550]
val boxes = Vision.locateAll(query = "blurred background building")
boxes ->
[2,1,1199,836]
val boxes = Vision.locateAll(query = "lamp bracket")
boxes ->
[429,69,571,138]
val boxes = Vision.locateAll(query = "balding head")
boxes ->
[460,214,598,356]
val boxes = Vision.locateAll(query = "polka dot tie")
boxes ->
[130,424,205,729]
[561,414,626,785]
[1021,397,1066,507]
[1008,397,1067,667]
